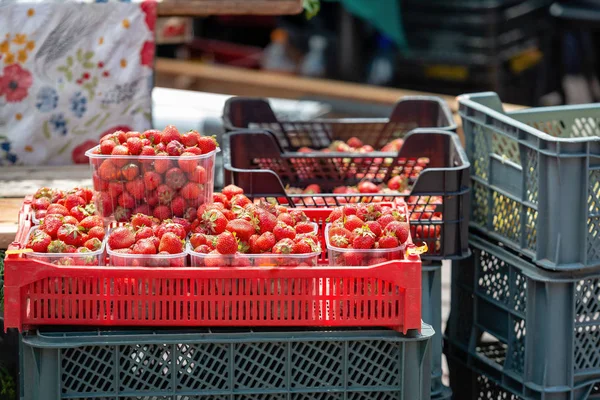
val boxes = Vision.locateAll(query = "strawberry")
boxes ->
[41,214,63,238]
[213,193,230,208]
[108,226,135,250]
[289,209,309,223]
[222,184,244,200]
[153,153,172,174]
[295,221,315,234]
[230,194,251,209]
[47,240,67,253]
[201,209,228,234]
[303,184,321,194]
[161,125,181,144]
[327,226,354,248]
[181,130,200,147]
[357,204,382,221]
[366,221,382,237]
[78,215,103,232]
[215,231,237,254]
[352,225,376,249]
[125,178,146,200]
[184,146,203,155]
[188,165,207,184]
[347,137,363,149]
[27,230,52,252]
[166,141,185,157]
[111,144,130,167]
[57,224,85,247]
[156,222,186,240]
[107,181,124,199]
[293,237,320,254]
[256,210,277,234]
[277,213,295,226]
[158,232,184,254]
[273,238,294,254]
[126,137,143,155]
[64,194,85,211]
[377,233,399,249]
[100,139,117,155]
[377,214,396,229]
[133,238,157,254]
[146,191,159,207]
[178,152,198,173]
[118,192,136,209]
[171,196,186,217]
[190,233,207,249]
[226,219,255,242]
[47,204,69,217]
[298,147,313,153]
[88,226,105,241]
[368,257,388,266]
[84,237,103,251]
[181,182,203,200]
[144,129,163,145]
[142,170,161,191]
[273,221,296,241]
[357,181,379,194]
[34,210,47,220]
[98,159,121,181]
[342,252,363,266]
[32,196,50,211]
[140,145,156,158]
[121,163,140,181]
[184,207,197,222]
[70,206,88,221]
[385,221,410,244]
[387,175,406,191]
[344,215,364,232]
[135,226,154,242]
[61,215,79,225]
[157,184,174,204]
[114,206,133,223]
[131,213,154,229]
[194,244,211,254]
[197,135,218,154]
[165,168,186,190]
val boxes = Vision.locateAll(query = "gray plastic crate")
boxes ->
[422,262,451,398]
[460,92,600,271]
[445,234,600,399]
[20,325,434,400]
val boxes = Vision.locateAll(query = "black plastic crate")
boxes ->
[223,96,456,152]
[223,129,470,260]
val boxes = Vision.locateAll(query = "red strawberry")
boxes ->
[377,214,396,229]
[194,244,211,254]
[27,230,52,252]
[295,221,315,234]
[342,252,363,266]
[166,141,185,157]
[230,194,251,209]
[121,163,140,181]
[70,206,88,222]
[222,184,244,200]
[144,129,163,145]
[47,240,68,253]
[171,196,186,217]
[352,226,376,249]
[277,213,295,226]
[47,204,69,217]
[126,137,143,155]
[303,184,321,194]
[79,215,103,232]
[111,145,130,167]
[357,204,383,221]
[135,225,154,241]
[62,215,79,225]
[165,168,186,190]
[387,175,406,191]
[108,181,124,198]
[161,125,181,144]
[157,184,174,204]
[34,210,47,220]
[181,182,203,200]
[378,233,399,249]
[140,146,156,158]
[32,197,51,213]
[57,224,85,247]
[147,191,159,207]
[158,232,184,254]
[184,207,197,222]
[157,222,187,240]
[188,165,207,184]
[184,146,203,155]
[108,226,135,250]
[118,192,136,209]
[366,221,382,237]
[153,153,172,174]
[197,135,218,154]
[201,209,228,234]
[226,219,255,242]
[357,181,379,194]
[256,210,277,234]
[84,237,103,251]
[143,171,162,191]
[131,213,154,229]
[41,214,64,238]
[273,221,296,241]
[385,221,410,244]
[215,231,237,255]
[293,237,320,254]
[125,178,146,200]
[190,233,207,249]
[347,137,363,149]
[88,226,105,241]
[273,238,294,254]
[368,257,389,266]
[64,194,85,211]
[344,215,364,232]
[327,226,354,248]
[98,160,121,181]
[132,238,157,254]
[114,206,133,223]
[178,152,198,173]
[181,130,200,147]
[100,139,117,155]
[289,209,309,223]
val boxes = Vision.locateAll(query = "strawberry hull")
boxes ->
[86,146,218,222]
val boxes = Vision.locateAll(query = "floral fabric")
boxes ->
[0,0,156,165]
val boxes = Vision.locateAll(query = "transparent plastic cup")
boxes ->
[324,224,404,266]
[86,146,218,222]
[106,243,187,267]
[24,227,106,266]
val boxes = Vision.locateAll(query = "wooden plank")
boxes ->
[157,0,303,16]
[0,198,23,248]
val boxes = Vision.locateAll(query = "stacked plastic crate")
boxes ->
[446,91,600,399]
[223,96,472,400]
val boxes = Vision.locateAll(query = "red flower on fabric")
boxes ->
[0,64,32,103]
[72,140,96,164]
[141,1,157,32]
[140,40,155,67]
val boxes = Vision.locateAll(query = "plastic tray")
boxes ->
[106,244,187,267]
[324,224,404,267]
[223,129,470,261]
[20,324,434,400]
[85,146,218,221]
[445,234,600,398]
[4,206,422,333]
[24,226,105,266]
[188,243,320,267]
[460,92,600,270]
[223,96,456,151]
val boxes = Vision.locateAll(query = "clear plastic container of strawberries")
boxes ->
[85,126,219,222]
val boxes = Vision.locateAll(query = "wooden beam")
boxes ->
[157,0,303,16]
[0,199,22,248]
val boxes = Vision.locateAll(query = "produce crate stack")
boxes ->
[398,0,556,105]
[3,114,440,399]
[445,91,600,399]
[223,96,472,400]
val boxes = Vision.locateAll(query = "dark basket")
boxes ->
[223,96,456,152]
[223,128,470,261]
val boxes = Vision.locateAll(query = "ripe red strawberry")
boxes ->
[212,194,229,209]
[64,194,85,211]
[226,219,255,242]
[166,141,185,157]
[295,221,315,234]
[352,226,376,249]
[230,194,251,209]
[327,226,354,248]
[368,257,388,266]
[114,206,133,223]
[147,191,159,207]
[32,196,51,211]
[293,237,320,254]
[98,160,121,181]
[197,135,218,154]
[303,184,321,194]
[184,207,197,222]
[143,171,161,191]
[190,233,207,249]
[256,210,277,234]
[62,215,79,225]
[111,145,130,167]
[215,231,237,255]
[100,139,117,155]
[118,192,136,209]
[289,209,309,223]
[131,213,154,229]
[161,125,181,144]
[171,196,186,217]
[357,204,382,221]
[133,238,157,254]
[181,182,202,200]
[188,165,207,184]
[201,209,228,234]
[78,215,103,232]
[108,181,124,198]
[47,204,69,216]
[157,184,174,204]
[181,130,200,147]
[125,178,146,200]
[27,230,52,252]
[84,237,103,251]
[347,137,363,149]
[385,221,410,244]
[377,214,396,229]
[88,226,105,241]
[366,221,382,237]
[273,221,296,241]
[57,224,85,247]
[70,206,88,222]
[34,210,47,220]
[387,175,406,191]
[41,214,64,238]
[177,152,198,173]
[277,213,295,226]
[108,226,135,250]
[121,163,140,181]
[357,181,379,194]
[157,222,186,240]
[144,129,162,145]
[158,232,184,254]
[377,233,399,249]
[126,137,143,155]
[273,238,294,254]
[344,215,364,232]
[135,226,153,243]
[165,168,186,190]
[47,240,67,253]
[222,184,244,200]
[153,153,171,174]
[342,252,363,266]
[194,244,211,254]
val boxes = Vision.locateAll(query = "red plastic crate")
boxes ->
[4,201,422,333]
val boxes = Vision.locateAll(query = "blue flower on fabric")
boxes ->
[0,139,18,165]
[35,86,59,112]
[95,0,108,2]
[49,113,68,136]
[70,92,87,118]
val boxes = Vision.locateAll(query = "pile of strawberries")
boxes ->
[297,136,404,153]
[107,214,190,267]
[326,204,410,266]
[89,125,218,222]
[189,185,321,267]
[31,187,95,222]
[26,214,105,266]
